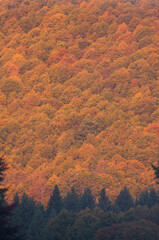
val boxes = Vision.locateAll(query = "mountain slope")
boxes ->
[0,0,159,205]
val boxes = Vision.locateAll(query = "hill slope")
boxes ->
[0,0,159,204]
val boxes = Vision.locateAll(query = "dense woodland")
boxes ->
[0,155,159,240]
[0,155,159,239]
[11,184,159,240]
[0,0,159,206]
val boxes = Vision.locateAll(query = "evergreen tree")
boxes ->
[47,185,62,215]
[47,209,76,240]
[98,188,111,212]
[147,189,159,208]
[26,203,47,240]
[63,187,80,212]
[13,193,20,206]
[12,193,21,234]
[137,190,149,206]
[12,193,37,238]
[115,187,134,212]
[80,188,95,210]
[0,157,21,240]
[151,163,159,179]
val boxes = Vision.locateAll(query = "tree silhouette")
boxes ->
[80,188,95,210]
[47,185,62,215]
[98,188,111,212]
[12,193,37,237]
[148,189,159,208]
[151,163,159,181]
[137,190,149,207]
[63,187,80,212]
[115,187,134,212]
[0,157,22,240]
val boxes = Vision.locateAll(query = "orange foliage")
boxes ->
[0,0,158,203]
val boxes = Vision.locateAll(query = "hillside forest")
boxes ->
[0,0,159,206]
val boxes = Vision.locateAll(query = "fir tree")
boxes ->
[115,187,134,212]
[12,193,37,238]
[13,193,20,206]
[80,188,95,210]
[63,187,80,212]
[47,185,62,215]
[26,203,47,240]
[151,162,159,179]
[148,189,159,208]
[137,190,149,206]
[0,157,22,240]
[47,209,76,240]
[98,188,111,212]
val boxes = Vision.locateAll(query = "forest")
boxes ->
[10,184,159,240]
[1,153,159,240]
[0,0,159,207]
[0,153,159,240]
[0,0,159,239]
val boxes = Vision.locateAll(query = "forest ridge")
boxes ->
[0,0,159,205]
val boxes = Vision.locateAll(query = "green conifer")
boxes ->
[98,188,111,212]
[81,188,95,210]
[0,157,22,240]
[47,185,62,215]
[115,187,134,212]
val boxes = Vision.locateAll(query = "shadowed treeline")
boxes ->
[12,185,159,240]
